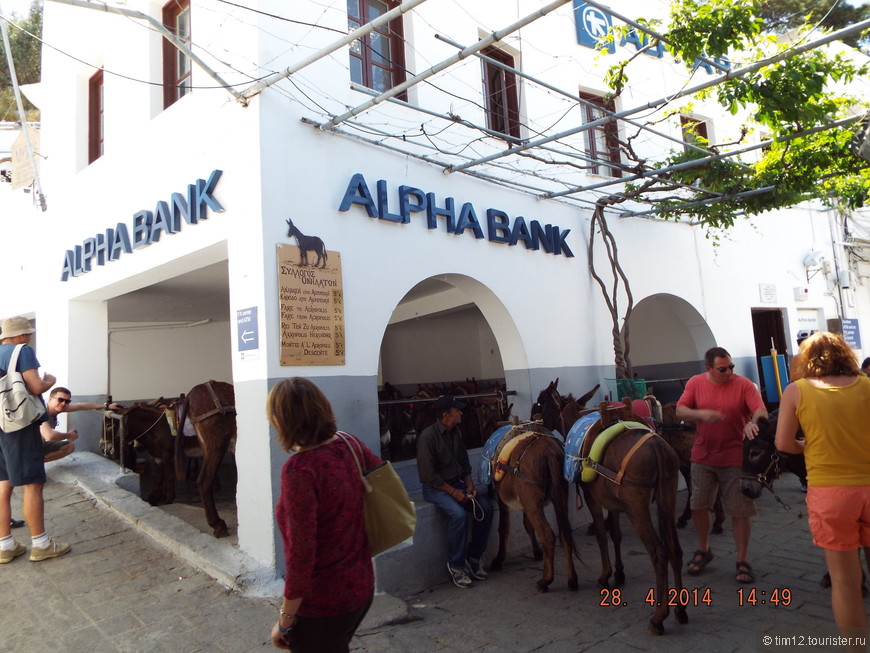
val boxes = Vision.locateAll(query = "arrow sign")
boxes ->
[237,307,259,352]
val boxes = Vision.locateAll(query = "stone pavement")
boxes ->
[3,454,863,653]
[351,473,856,653]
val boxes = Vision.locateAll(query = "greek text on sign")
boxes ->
[277,245,346,366]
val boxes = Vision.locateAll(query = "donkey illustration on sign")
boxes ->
[286,218,328,268]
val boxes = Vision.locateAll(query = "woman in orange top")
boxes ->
[776,332,870,644]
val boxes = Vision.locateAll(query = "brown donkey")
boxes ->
[173,380,237,537]
[579,402,687,635]
[658,401,725,533]
[488,421,579,593]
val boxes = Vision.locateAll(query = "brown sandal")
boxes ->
[736,561,755,584]
[687,549,713,575]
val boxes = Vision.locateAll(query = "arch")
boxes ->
[625,293,715,402]
[379,273,528,385]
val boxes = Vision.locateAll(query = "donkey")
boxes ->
[487,421,579,593]
[578,402,686,635]
[531,378,601,438]
[286,218,327,268]
[659,402,725,533]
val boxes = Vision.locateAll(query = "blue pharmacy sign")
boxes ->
[842,318,862,349]
[237,307,259,352]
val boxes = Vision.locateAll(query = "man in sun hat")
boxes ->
[416,394,493,589]
[0,316,71,564]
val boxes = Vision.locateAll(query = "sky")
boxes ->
[0,0,35,20]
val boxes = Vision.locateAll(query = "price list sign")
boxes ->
[277,244,346,366]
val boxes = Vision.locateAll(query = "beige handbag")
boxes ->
[337,432,416,556]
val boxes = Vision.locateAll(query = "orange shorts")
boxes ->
[806,485,870,551]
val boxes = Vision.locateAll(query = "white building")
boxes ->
[1,0,868,593]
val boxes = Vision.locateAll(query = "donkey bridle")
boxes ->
[742,451,791,510]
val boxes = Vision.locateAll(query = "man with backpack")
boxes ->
[0,316,70,564]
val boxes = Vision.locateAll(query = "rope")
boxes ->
[467,493,486,522]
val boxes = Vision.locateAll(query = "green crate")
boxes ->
[605,378,648,401]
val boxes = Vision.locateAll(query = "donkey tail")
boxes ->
[653,437,681,562]
[547,440,579,561]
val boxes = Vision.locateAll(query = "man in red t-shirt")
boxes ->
[677,347,767,584]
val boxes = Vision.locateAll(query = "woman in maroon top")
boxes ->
[268,377,381,652]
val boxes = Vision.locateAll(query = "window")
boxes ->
[680,115,709,153]
[482,46,520,141]
[88,70,104,164]
[347,0,406,97]
[162,0,191,109]
[580,93,621,178]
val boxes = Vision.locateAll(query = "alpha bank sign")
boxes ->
[339,173,574,258]
[574,0,731,75]
[60,170,224,281]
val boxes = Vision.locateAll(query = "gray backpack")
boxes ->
[0,345,46,433]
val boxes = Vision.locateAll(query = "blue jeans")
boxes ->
[422,481,493,568]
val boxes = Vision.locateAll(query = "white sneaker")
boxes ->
[0,542,26,564]
[29,539,71,562]
[465,557,488,581]
[447,563,473,588]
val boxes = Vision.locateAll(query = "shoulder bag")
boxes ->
[0,344,46,433]
[337,431,416,556]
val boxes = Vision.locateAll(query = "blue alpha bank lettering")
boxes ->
[60,170,224,281]
[338,173,573,258]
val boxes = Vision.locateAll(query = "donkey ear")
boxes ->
[286,218,291,224]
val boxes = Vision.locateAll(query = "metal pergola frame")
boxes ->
[40,0,870,220]
[285,5,870,220]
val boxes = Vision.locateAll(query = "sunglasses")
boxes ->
[715,364,735,373]
[55,397,72,404]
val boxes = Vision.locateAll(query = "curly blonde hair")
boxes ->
[790,331,860,380]
[267,377,337,451]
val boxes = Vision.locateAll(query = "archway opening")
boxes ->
[377,277,512,462]
[625,293,715,404]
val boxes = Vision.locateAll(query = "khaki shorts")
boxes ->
[807,485,870,551]
[690,462,756,518]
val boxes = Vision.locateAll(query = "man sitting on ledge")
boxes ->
[417,395,493,589]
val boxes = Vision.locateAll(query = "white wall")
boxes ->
[380,305,503,385]
[108,320,233,399]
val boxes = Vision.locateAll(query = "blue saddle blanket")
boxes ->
[478,424,513,485]
[563,411,600,482]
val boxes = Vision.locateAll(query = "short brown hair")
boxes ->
[704,347,730,368]
[267,377,337,451]
[790,331,860,380]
